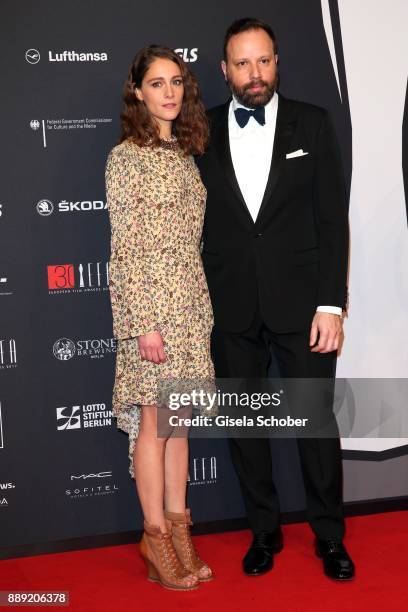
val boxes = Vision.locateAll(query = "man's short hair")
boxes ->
[223,17,278,60]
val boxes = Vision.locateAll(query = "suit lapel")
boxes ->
[256,94,297,224]
[211,100,255,226]
[211,94,298,227]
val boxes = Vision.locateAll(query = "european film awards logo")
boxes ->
[0,339,17,369]
[188,457,217,486]
[47,262,109,294]
[48,264,75,290]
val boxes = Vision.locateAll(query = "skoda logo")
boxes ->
[36,199,54,216]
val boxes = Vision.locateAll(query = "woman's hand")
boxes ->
[137,332,167,364]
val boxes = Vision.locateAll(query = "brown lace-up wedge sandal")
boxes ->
[139,520,199,590]
[164,508,213,582]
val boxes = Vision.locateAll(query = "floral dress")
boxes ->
[105,137,215,478]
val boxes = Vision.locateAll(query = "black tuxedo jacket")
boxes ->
[195,93,349,333]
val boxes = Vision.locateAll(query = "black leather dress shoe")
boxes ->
[315,539,355,580]
[243,529,283,576]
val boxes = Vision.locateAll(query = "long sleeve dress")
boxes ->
[105,136,215,478]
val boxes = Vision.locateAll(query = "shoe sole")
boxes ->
[143,555,200,590]
[148,576,199,590]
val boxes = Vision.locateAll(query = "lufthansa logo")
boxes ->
[25,49,40,64]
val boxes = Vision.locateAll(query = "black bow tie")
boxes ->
[234,106,265,128]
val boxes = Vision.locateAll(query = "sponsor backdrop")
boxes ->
[0,0,407,557]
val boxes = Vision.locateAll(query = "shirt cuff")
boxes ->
[316,306,343,316]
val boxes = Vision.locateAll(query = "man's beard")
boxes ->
[227,74,278,108]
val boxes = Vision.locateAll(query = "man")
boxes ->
[196,17,355,580]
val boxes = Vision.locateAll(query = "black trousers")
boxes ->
[210,303,345,540]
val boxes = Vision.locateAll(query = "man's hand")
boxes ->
[309,312,343,353]
[137,332,166,364]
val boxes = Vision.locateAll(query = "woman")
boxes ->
[105,45,214,590]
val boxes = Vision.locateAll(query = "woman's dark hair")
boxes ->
[223,17,278,60]
[119,45,209,155]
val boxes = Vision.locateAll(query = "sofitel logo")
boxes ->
[65,469,119,499]
[0,339,17,369]
[47,262,109,293]
[188,456,217,486]
[56,403,113,430]
[53,337,116,360]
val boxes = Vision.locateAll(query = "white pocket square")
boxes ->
[286,149,309,159]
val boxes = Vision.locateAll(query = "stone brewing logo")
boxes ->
[53,338,76,361]
[53,337,117,360]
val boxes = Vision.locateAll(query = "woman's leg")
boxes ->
[163,432,213,580]
[134,406,198,588]
[164,436,189,512]
[133,405,167,531]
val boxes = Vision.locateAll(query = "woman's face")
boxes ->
[135,57,184,129]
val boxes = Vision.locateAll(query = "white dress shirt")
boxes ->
[228,92,342,317]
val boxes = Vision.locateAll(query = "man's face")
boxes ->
[222,28,278,108]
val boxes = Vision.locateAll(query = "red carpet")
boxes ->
[1,511,407,611]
